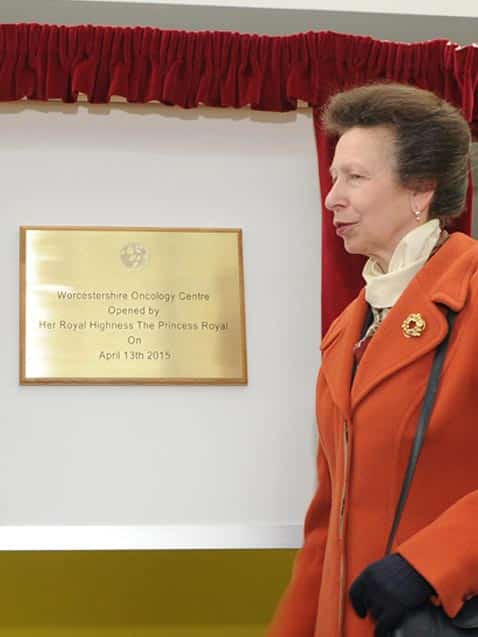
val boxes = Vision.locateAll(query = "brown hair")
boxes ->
[322,83,471,222]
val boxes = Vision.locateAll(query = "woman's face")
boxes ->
[325,125,429,271]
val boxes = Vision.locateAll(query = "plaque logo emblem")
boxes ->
[120,243,149,270]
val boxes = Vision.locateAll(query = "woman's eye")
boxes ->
[350,174,363,180]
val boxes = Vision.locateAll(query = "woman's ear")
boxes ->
[409,184,436,220]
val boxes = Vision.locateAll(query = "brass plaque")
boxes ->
[20,227,247,384]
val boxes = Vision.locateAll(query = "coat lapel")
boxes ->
[350,283,447,410]
[320,292,368,420]
[351,233,478,411]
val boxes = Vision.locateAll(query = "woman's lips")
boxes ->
[335,222,357,237]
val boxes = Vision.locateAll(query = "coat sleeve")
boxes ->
[266,442,332,637]
[397,490,478,618]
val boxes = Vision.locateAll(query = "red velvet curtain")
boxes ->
[1,24,477,332]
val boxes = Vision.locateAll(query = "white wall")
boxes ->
[75,0,478,17]
[0,101,321,549]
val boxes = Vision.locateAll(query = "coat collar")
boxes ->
[320,233,478,418]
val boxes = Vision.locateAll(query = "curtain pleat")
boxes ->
[314,123,368,334]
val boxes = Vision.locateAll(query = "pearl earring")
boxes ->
[413,209,421,222]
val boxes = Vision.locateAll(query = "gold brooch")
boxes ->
[402,313,426,338]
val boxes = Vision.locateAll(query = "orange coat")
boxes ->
[268,232,478,637]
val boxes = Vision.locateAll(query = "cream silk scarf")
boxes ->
[363,219,441,309]
[359,219,442,341]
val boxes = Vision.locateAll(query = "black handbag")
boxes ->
[388,307,478,635]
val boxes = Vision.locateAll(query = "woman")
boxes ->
[267,83,478,637]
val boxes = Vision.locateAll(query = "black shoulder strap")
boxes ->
[385,307,457,555]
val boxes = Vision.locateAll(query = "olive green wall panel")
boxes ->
[0,550,296,633]
[0,629,266,637]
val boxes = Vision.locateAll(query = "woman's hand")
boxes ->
[349,553,435,636]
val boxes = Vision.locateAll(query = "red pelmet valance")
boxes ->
[1,23,477,124]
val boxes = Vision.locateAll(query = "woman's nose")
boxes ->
[324,179,344,212]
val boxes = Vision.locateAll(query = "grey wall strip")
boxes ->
[1,0,477,45]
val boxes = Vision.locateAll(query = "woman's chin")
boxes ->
[342,237,363,256]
